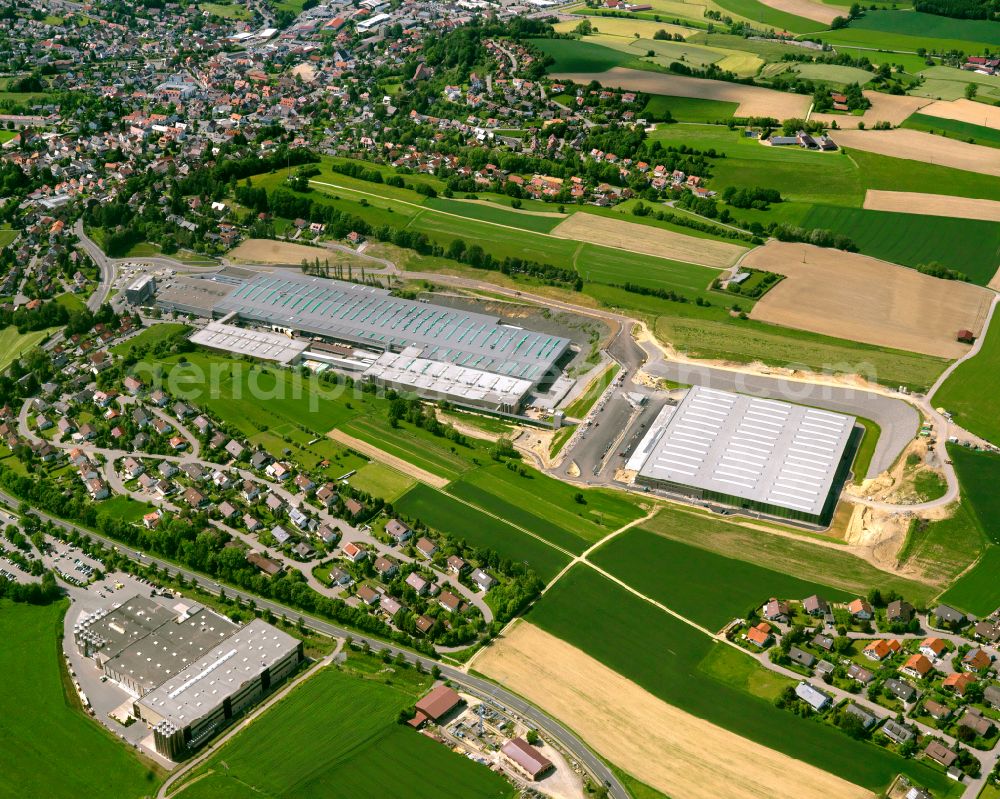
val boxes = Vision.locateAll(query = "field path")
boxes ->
[327,429,450,488]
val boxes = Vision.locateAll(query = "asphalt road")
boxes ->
[2,491,627,799]
[74,219,116,312]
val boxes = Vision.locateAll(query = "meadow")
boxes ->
[531,38,634,72]
[394,484,572,580]
[643,505,940,604]
[712,0,827,31]
[901,113,1000,150]
[0,601,158,798]
[946,445,1000,546]
[642,93,738,122]
[528,567,955,796]
[933,319,1000,445]
[0,227,17,247]
[111,322,190,356]
[0,325,56,373]
[939,546,1000,617]
[801,205,1000,285]
[173,657,513,799]
[590,527,853,629]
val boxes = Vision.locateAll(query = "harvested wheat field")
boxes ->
[756,0,840,24]
[864,190,1000,222]
[552,212,746,268]
[835,129,1000,177]
[919,98,1000,129]
[552,67,811,119]
[475,623,872,799]
[327,430,449,488]
[746,242,992,359]
[227,238,331,264]
[811,92,929,129]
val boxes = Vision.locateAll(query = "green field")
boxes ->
[851,418,881,482]
[591,527,852,629]
[98,494,156,523]
[173,659,513,799]
[934,318,1000,445]
[644,505,939,604]
[348,462,416,501]
[529,567,956,796]
[0,601,157,798]
[532,37,634,72]
[0,228,17,248]
[424,198,564,233]
[111,323,191,357]
[342,416,478,482]
[911,66,1000,102]
[54,292,88,313]
[801,205,1000,284]
[448,463,643,547]
[819,16,1000,55]
[712,0,826,31]
[565,363,620,418]
[395,484,571,580]
[0,325,55,373]
[642,93,739,122]
[786,62,875,85]
[199,1,251,19]
[947,445,1000,546]
[940,546,1000,619]
[901,113,1000,150]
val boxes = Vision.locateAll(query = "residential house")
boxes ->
[958,707,994,738]
[962,648,991,673]
[920,638,948,660]
[933,605,966,627]
[788,647,815,668]
[415,615,436,635]
[265,493,285,513]
[122,457,145,480]
[316,483,338,508]
[292,542,315,560]
[183,487,207,508]
[802,594,830,616]
[887,600,915,624]
[882,719,916,745]
[242,480,261,502]
[380,596,405,618]
[438,590,466,614]
[746,621,772,648]
[863,639,900,662]
[447,555,468,575]
[357,585,381,606]
[794,682,831,712]
[901,654,933,680]
[225,439,245,460]
[885,678,917,704]
[812,633,834,651]
[471,568,494,592]
[848,598,873,620]
[143,510,163,529]
[924,699,952,721]
[763,598,791,622]
[271,526,292,545]
[329,567,353,587]
[374,556,398,579]
[342,541,367,563]
[847,664,874,685]
[289,506,312,531]
[247,552,283,577]
[385,519,411,544]
[316,524,339,547]
[243,514,262,532]
[843,703,878,729]
[985,684,1000,710]
[406,572,430,595]
[416,536,438,558]
[294,473,315,493]
[217,501,238,520]
[924,741,956,768]
[943,672,975,696]
[343,497,364,518]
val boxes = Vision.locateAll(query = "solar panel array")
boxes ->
[213,273,570,383]
[637,386,854,517]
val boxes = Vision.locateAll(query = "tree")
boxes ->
[526,729,540,745]
[965,82,978,100]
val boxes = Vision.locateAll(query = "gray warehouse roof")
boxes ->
[190,321,309,365]
[635,386,855,517]
[137,619,300,727]
[210,273,569,383]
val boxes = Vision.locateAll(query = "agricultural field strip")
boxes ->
[862,190,1000,222]
[307,178,726,270]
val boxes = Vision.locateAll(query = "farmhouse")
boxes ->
[631,387,857,524]
[412,684,463,726]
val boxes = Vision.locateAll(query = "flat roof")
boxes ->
[190,321,309,365]
[635,386,854,517]
[75,595,177,660]
[137,619,299,727]
[363,345,533,407]
[103,603,239,694]
[157,276,236,315]
[211,273,569,383]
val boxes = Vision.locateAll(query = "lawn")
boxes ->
[529,567,956,796]
[899,502,987,588]
[531,37,635,72]
[947,445,1000,546]
[643,504,939,604]
[341,416,479,482]
[395,484,572,581]
[901,113,1000,150]
[0,601,158,798]
[348,462,416,502]
[0,228,17,248]
[98,494,156,523]
[111,323,191,357]
[801,205,1000,285]
[575,244,721,299]
[54,292,88,313]
[172,659,513,799]
[933,320,1000,445]
[852,418,881,482]
[565,363,620,418]
[591,527,853,629]
[642,94,739,122]
[199,1,251,19]
[0,325,56,373]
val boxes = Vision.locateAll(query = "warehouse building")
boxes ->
[156,271,571,413]
[135,619,302,759]
[75,596,302,759]
[190,320,309,366]
[631,386,858,525]
[125,275,156,306]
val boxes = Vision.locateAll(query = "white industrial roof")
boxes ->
[189,321,309,365]
[635,386,854,516]
[363,346,533,407]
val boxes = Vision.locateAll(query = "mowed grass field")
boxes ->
[111,323,190,356]
[0,601,157,798]
[173,659,513,799]
[801,205,1000,285]
[940,546,1000,617]
[528,567,955,796]
[531,37,634,72]
[0,228,17,248]
[901,113,1000,150]
[591,527,852,629]
[395,484,572,580]
[642,93,739,122]
[933,316,1000,445]
[644,505,940,604]
[0,325,56,373]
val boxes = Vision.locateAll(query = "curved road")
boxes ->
[2,491,626,799]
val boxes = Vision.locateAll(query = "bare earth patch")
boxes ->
[745,241,992,359]
[835,129,1000,177]
[326,429,449,488]
[551,212,746,268]
[552,67,811,119]
[919,98,1000,129]
[864,190,1000,222]
[474,622,873,799]
[755,0,840,24]
[811,92,929,130]
[228,238,329,264]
